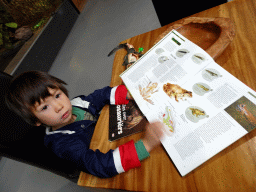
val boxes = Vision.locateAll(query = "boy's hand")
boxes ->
[142,121,164,152]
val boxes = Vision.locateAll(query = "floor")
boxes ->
[0,0,160,191]
[48,0,161,99]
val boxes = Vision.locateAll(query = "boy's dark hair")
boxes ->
[5,71,68,126]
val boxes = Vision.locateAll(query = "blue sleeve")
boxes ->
[71,86,112,116]
[51,135,119,178]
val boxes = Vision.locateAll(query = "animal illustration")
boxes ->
[189,108,205,117]
[162,107,174,132]
[196,83,209,92]
[139,82,158,105]
[163,83,192,102]
[205,69,218,77]
[236,104,256,125]
[108,43,143,68]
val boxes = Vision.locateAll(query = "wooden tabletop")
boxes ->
[78,0,256,191]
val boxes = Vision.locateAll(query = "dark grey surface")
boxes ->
[49,0,161,99]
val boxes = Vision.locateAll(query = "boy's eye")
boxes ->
[55,93,61,98]
[42,105,48,111]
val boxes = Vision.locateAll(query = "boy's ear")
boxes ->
[35,122,42,126]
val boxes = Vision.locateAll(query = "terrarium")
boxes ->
[0,0,64,71]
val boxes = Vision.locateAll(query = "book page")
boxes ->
[160,61,256,176]
[121,30,214,122]
[120,30,256,176]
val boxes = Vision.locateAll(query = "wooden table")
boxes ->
[78,0,256,191]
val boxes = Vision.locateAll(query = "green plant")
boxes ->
[0,22,18,49]
[32,16,49,31]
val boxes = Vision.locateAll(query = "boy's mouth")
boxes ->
[62,111,70,120]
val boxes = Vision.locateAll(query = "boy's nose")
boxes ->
[54,103,63,112]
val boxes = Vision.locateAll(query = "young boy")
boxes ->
[6,71,164,178]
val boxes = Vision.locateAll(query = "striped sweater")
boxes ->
[44,85,149,178]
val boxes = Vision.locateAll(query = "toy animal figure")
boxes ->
[236,104,256,125]
[108,43,143,68]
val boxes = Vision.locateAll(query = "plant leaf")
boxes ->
[5,22,18,28]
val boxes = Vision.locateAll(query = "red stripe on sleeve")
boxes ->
[115,85,129,105]
[119,140,141,171]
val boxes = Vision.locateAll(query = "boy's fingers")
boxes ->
[147,121,165,139]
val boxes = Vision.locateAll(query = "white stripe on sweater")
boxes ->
[110,86,118,105]
[113,148,125,174]
[45,127,76,135]
[71,97,90,108]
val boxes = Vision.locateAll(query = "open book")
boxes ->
[120,30,256,176]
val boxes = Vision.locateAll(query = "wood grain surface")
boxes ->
[154,17,236,60]
[78,0,256,191]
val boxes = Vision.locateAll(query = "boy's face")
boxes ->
[32,88,74,130]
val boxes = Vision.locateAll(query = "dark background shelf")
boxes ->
[152,0,227,26]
